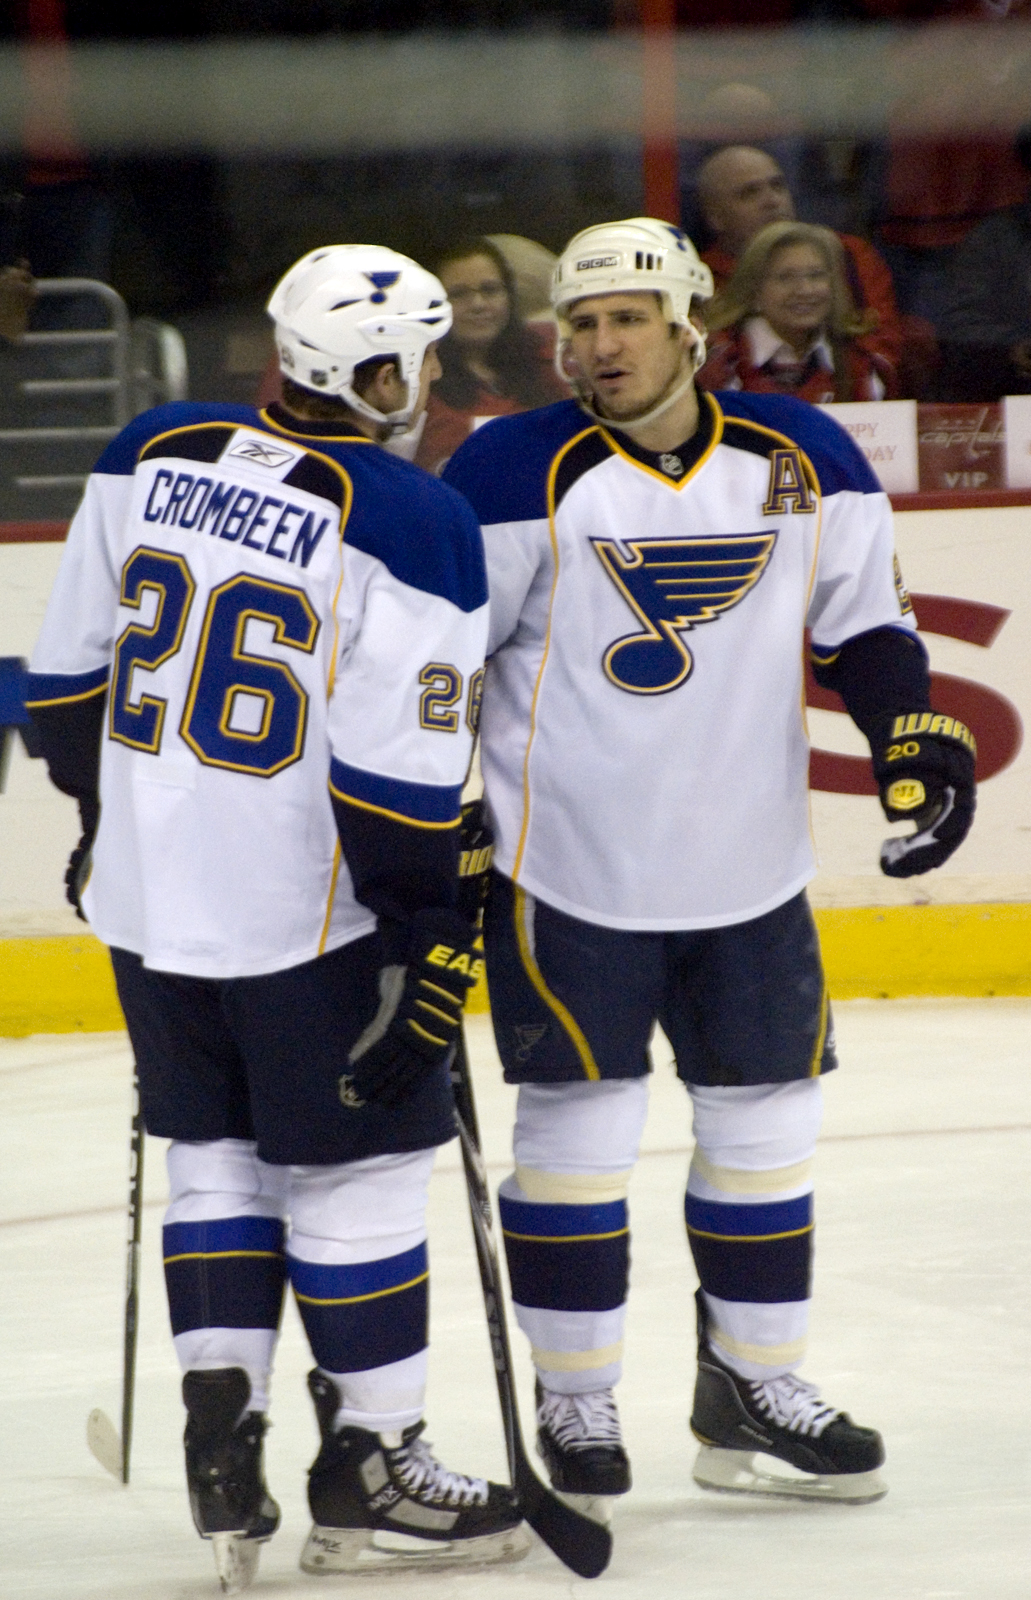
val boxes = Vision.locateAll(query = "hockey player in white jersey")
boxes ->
[443,218,976,1520]
[26,245,530,1590]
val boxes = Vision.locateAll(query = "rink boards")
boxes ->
[1,501,1029,1033]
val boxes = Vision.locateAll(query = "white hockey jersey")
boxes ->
[443,391,915,930]
[28,402,488,977]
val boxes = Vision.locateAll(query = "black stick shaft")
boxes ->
[121,1069,144,1485]
[451,1031,611,1578]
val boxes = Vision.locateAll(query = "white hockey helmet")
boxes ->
[552,217,712,332]
[551,219,714,421]
[267,244,452,429]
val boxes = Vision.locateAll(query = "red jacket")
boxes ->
[702,235,903,379]
[697,321,896,404]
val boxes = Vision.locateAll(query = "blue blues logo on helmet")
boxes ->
[267,245,452,430]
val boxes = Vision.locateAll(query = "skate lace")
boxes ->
[748,1374,840,1438]
[390,1436,489,1508]
[538,1388,622,1452]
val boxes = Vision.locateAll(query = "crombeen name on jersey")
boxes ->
[143,468,330,568]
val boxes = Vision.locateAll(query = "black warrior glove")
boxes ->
[870,712,976,878]
[340,908,483,1108]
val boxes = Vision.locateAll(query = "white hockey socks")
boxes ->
[287,1149,435,1433]
[501,1080,649,1395]
[685,1079,822,1380]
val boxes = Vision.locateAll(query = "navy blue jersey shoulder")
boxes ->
[443,400,588,524]
[92,402,262,476]
[337,446,487,614]
[92,403,485,613]
[714,391,882,496]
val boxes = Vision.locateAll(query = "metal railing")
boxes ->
[0,280,188,507]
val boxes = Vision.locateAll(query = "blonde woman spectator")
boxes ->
[697,221,897,404]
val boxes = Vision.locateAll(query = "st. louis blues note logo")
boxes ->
[592,534,777,694]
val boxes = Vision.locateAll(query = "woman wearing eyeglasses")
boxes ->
[415,236,568,475]
[696,221,897,404]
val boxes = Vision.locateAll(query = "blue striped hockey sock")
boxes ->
[164,1215,287,1410]
[288,1243,429,1379]
[684,1189,812,1379]
[499,1177,629,1395]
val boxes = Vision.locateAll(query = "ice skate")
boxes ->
[535,1380,631,1525]
[299,1369,530,1574]
[182,1368,280,1595]
[689,1292,887,1503]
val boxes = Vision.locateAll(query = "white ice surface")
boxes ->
[1,1001,1029,1599]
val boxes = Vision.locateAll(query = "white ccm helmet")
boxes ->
[552,217,714,376]
[267,245,452,430]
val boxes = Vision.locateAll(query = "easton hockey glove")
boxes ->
[456,798,494,928]
[870,712,976,878]
[340,908,483,1108]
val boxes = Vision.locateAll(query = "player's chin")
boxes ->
[592,382,643,416]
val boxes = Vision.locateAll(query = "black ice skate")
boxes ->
[182,1368,280,1595]
[689,1292,887,1503]
[299,1369,530,1573]
[535,1380,631,1525]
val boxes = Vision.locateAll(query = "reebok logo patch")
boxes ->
[224,435,303,471]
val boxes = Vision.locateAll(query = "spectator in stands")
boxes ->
[415,237,567,475]
[697,221,896,404]
[935,124,1031,401]
[695,146,906,386]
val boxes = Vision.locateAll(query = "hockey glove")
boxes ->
[870,712,976,878]
[65,795,99,919]
[340,908,483,1109]
[456,798,494,928]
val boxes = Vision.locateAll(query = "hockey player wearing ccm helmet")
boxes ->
[443,218,975,1523]
[26,245,529,1590]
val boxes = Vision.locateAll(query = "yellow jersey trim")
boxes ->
[317,840,343,956]
[598,389,724,491]
[23,681,108,709]
[257,408,372,445]
[328,784,461,831]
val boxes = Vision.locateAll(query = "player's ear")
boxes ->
[360,359,405,416]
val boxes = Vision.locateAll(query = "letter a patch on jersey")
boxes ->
[763,448,815,515]
[592,534,776,694]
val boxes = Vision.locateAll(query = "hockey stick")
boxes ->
[451,1031,612,1580]
[87,1066,145,1484]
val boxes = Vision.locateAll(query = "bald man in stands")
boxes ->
[696,146,904,381]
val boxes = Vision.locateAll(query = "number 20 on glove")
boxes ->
[872,712,977,878]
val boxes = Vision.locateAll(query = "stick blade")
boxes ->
[517,1461,612,1578]
[86,1408,123,1480]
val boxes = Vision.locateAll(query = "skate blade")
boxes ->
[556,1491,617,1526]
[300,1521,531,1574]
[210,1531,262,1594]
[693,1446,888,1504]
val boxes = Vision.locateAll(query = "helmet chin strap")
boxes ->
[340,380,416,437]
[566,324,707,437]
